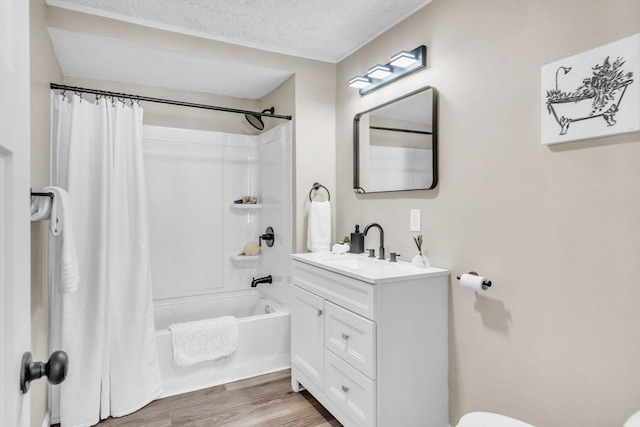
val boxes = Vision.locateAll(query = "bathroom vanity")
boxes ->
[290,253,449,427]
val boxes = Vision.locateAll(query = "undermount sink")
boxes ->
[291,252,448,284]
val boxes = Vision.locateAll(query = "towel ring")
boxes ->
[308,182,330,202]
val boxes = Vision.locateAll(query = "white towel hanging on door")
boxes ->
[30,194,52,221]
[44,186,79,294]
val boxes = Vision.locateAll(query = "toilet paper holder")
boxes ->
[456,271,492,290]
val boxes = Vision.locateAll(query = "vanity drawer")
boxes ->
[325,301,376,379]
[325,349,376,427]
[292,260,375,320]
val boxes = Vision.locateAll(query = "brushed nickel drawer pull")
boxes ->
[341,385,349,393]
[341,333,349,340]
[317,309,323,316]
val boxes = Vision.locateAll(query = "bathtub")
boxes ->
[154,289,290,397]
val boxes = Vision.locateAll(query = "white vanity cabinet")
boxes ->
[290,253,450,427]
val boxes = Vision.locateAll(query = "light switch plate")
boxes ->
[410,209,421,232]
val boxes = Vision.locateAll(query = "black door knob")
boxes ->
[20,350,68,393]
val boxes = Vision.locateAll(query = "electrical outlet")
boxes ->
[410,209,421,232]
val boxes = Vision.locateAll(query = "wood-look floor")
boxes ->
[52,369,342,427]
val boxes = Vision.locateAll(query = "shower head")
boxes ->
[245,107,275,130]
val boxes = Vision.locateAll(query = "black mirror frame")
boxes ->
[353,86,438,193]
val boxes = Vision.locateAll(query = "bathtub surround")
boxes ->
[49,94,162,425]
[253,123,294,305]
[143,123,292,304]
[141,123,293,397]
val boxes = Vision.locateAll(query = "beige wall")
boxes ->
[336,1,640,426]
[29,1,63,426]
[47,6,336,253]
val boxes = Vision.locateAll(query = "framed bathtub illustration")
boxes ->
[541,33,639,145]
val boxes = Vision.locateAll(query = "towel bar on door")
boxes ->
[308,182,330,202]
[30,188,54,198]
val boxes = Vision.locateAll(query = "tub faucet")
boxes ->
[363,223,385,260]
[251,275,272,287]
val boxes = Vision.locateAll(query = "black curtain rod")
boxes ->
[50,83,292,120]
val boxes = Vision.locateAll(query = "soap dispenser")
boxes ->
[349,225,364,254]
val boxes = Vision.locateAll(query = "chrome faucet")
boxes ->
[363,223,385,260]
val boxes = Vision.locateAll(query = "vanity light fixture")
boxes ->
[348,45,427,96]
[389,51,418,68]
[366,64,392,79]
[348,76,371,89]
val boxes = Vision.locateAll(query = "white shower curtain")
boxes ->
[50,93,162,426]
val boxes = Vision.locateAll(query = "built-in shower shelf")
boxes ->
[229,203,262,212]
[229,254,261,267]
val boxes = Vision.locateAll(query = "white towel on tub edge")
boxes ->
[169,316,239,367]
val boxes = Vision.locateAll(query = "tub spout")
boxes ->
[251,275,272,287]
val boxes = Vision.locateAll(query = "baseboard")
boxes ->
[41,409,51,427]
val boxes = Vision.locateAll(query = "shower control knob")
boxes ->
[259,226,275,247]
[20,350,69,393]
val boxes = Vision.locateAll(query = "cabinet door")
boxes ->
[291,285,325,390]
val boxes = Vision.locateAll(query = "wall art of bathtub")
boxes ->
[541,33,639,145]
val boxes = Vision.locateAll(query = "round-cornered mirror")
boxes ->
[353,86,438,193]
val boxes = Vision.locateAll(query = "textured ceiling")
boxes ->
[46,0,432,62]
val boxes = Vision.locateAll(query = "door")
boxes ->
[291,285,325,390]
[0,1,32,426]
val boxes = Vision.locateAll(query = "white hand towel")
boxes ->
[307,200,331,253]
[169,316,239,367]
[331,243,350,254]
[30,194,52,221]
[44,186,79,293]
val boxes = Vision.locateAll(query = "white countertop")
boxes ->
[291,252,449,284]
